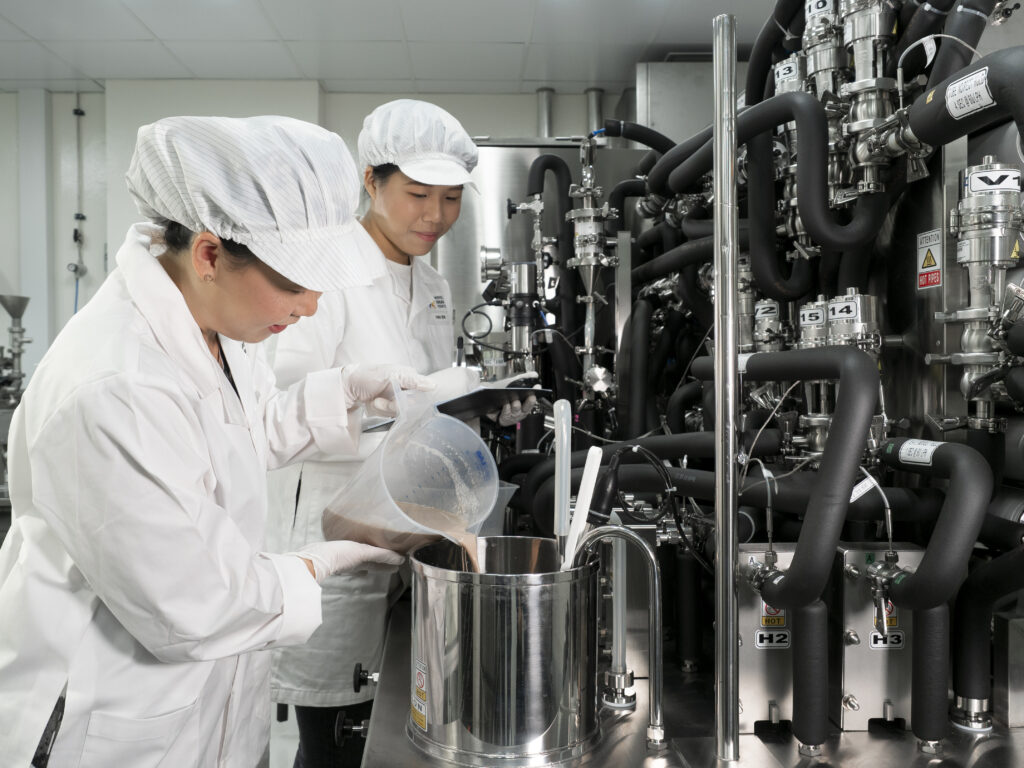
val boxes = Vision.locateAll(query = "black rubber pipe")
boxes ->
[547,328,581,403]
[603,119,676,154]
[928,0,1000,85]
[912,604,950,743]
[647,125,714,196]
[878,437,993,609]
[746,0,806,106]
[693,348,879,608]
[909,46,1024,148]
[979,512,1024,552]
[953,547,1024,702]
[606,178,646,234]
[968,427,1005,487]
[791,600,829,748]
[678,213,752,242]
[628,298,654,438]
[677,548,702,669]
[635,149,659,177]
[677,264,714,329]
[668,92,890,251]
[632,236,712,284]
[526,154,579,336]
[886,0,957,79]
[498,452,548,483]
[649,308,687,390]
[667,381,703,434]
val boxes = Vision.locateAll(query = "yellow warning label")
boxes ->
[411,704,426,730]
[1013,240,1020,259]
[926,90,935,104]
[761,616,786,627]
[415,687,426,701]
[886,616,898,628]
[922,249,937,269]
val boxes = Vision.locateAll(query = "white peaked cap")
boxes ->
[126,115,382,292]
[358,99,478,189]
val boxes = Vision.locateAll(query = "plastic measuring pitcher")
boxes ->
[322,386,498,554]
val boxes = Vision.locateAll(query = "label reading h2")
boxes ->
[754,629,791,649]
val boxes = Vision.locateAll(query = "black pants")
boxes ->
[292,701,374,768]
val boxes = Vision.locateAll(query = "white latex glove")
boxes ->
[340,363,435,411]
[291,541,405,584]
[493,394,538,426]
[482,371,540,389]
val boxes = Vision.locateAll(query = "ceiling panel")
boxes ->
[0,41,83,79]
[408,42,524,81]
[652,2,765,46]
[164,41,302,78]
[399,0,535,43]
[417,79,523,94]
[0,79,104,93]
[0,0,153,40]
[523,43,648,83]
[287,41,411,79]
[529,0,671,44]
[122,0,279,41]
[41,40,192,78]
[320,78,415,94]
[259,0,404,41]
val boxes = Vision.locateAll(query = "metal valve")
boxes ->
[866,551,901,632]
[334,709,369,746]
[352,662,379,693]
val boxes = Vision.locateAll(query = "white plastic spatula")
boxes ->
[561,446,604,571]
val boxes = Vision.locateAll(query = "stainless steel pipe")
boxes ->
[712,12,741,764]
[536,87,554,138]
[574,525,664,746]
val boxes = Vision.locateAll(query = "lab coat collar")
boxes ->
[116,223,223,399]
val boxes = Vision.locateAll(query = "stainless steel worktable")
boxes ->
[360,599,688,768]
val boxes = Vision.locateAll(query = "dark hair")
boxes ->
[156,219,259,269]
[370,163,401,185]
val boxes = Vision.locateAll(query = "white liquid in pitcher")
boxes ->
[397,502,482,573]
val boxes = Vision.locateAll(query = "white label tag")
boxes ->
[738,353,753,374]
[946,67,994,119]
[968,169,1021,193]
[922,38,937,67]
[754,629,791,649]
[917,228,942,290]
[799,307,825,326]
[828,300,860,321]
[869,630,906,650]
[898,438,941,466]
[805,0,834,17]
[849,477,874,503]
[755,302,780,318]
[774,61,798,84]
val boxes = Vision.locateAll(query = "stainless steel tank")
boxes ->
[408,536,599,766]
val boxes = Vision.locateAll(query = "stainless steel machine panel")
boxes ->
[738,543,796,734]
[828,544,925,731]
[994,612,1024,728]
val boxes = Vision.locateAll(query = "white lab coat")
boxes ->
[266,224,453,707]
[0,224,360,768]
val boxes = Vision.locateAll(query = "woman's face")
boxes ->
[196,236,322,343]
[363,169,463,262]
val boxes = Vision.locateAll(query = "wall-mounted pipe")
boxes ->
[877,437,992,609]
[627,298,654,438]
[927,0,999,85]
[585,88,604,135]
[792,600,829,751]
[536,87,554,138]
[913,605,951,745]
[603,119,677,154]
[693,348,879,609]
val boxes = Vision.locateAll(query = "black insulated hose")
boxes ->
[953,547,1024,702]
[909,46,1024,148]
[628,298,654,438]
[606,178,646,234]
[693,348,880,609]
[878,437,992,609]
[667,381,703,434]
[603,119,676,154]
[886,0,957,80]
[667,92,890,251]
[791,600,829,748]
[912,604,951,743]
[927,0,1000,86]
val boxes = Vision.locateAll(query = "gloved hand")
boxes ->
[492,394,538,426]
[340,363,434,412]
[291,541,405,584]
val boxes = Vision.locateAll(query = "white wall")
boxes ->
[104,80,321,254]
[50,93,106,334]
[0,94,18,296]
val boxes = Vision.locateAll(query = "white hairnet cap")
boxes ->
[358,100,478,189]
[126,115,381,292]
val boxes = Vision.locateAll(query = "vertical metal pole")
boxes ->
[712,13,740,764]
[536,87,554,138]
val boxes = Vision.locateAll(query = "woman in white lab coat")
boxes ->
[0,115,431,768]
[267,100,534,768]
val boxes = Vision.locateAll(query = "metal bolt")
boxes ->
[799,743,823,757]
[844,629,861,646]
[919,740,942,755]
[844,564,861,580]
[842,694,861,712]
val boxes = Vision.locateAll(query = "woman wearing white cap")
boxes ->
[266,100,533,768]
[0,115,432,768]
